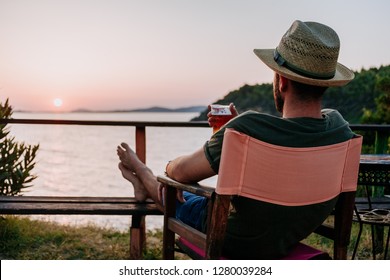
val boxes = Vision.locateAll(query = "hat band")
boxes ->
[273,49,335,80]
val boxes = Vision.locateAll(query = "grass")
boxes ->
[0,215,387,260]
[0,216,132,259]
[303,218,389,260]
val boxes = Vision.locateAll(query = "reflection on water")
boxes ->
[9,112,216,231]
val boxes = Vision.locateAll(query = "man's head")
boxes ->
[273,73,327,113]
[254,20,354,87]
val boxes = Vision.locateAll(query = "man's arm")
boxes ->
[166,147,216,183]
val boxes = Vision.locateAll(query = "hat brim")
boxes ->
[254,49,354,87]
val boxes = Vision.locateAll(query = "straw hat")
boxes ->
[254,20,354,87]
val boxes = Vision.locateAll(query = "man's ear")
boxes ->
[279,75,289,92]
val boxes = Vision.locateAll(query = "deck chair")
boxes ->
[158,128,363,260]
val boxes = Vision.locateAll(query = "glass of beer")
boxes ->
[210,104,233,133]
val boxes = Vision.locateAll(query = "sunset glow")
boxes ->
[0,0,389,112]
[53,98,63,108]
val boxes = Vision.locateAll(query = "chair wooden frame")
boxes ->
[158,129,362,260]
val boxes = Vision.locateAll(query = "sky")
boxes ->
[0,0,389,112]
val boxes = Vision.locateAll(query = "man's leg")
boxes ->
[117,143,163,211]
[118,162,148,202]
[117,143,208,227]
[176,192,208,232]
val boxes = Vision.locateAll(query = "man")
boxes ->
[117,20,355,259]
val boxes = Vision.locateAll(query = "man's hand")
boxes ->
[207,103,238,129]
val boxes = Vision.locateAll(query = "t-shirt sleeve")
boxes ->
[203,128,225,174]
[203,114,248,173]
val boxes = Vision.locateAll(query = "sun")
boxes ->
[53,98,63,107]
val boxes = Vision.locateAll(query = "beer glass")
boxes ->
[210,104,234,133]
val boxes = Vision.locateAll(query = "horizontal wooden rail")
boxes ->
[0,118,210,127]
[2,119,390,129]
[0,196,162,215]
[2,119,388,158]
[349,124,390,132]
[350,124,390,152]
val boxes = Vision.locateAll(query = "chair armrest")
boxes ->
[157,175,215,199]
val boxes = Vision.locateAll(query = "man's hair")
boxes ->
[289,79,327,102]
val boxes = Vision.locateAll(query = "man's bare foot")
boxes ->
[117,143,143,172]
[118,163,148,202]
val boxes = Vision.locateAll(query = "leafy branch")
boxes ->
[0,99,39,195]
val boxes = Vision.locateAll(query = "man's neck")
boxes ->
[282,100,323,119]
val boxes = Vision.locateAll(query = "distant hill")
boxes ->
[191,65,390,124]
[72,105,206,113]
[191,83,276,121]
[126,106,206,113]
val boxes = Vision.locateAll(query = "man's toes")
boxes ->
[121,142,131,151]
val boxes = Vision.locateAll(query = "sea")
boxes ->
[8,112,217,232]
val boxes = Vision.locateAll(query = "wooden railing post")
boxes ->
[374,130,389,155]
[129,126,147,259]
[372,130,390,255]
[135,126,147,164]
[373,130,389,199]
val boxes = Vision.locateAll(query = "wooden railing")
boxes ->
[2,119,388,159]
[349,124,390,154]
[1,118,210,163]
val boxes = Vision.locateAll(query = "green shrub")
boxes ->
[0,99,39,195]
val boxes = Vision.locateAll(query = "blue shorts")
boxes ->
[175,191,208,232]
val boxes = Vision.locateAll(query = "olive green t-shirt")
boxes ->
[203,109,355,259]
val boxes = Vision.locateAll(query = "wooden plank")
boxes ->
[0,202,162,215]
[0,118,210,128]
[167,218,207,250]
[0,196,156,204]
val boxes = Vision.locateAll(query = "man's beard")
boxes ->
[273,81,284,113]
